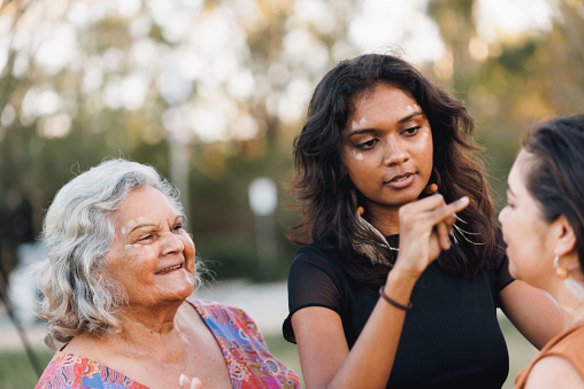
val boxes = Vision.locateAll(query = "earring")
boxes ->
[424,183,438,195]
[352,202,399,266]
[553,255,569,280]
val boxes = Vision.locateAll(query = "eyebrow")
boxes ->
[127,216,183,234]
[128,223,158,234]
[398,111,424,124]
[346,112,425,137]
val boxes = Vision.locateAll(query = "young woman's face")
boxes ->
[342,82,434,213]
[498,149,554,287]
[104,186,196,309]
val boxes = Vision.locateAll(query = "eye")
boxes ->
[172,224,184,232]
[137,233,154,242]
[504,200,515,210]
[402,126,421,136]
[356,138,378,150]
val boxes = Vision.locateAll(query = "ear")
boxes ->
[554,214,577,258]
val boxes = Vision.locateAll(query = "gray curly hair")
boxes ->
[36,158,200,349]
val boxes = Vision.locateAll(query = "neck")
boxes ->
[366,203,401,236]
[547,279,584,330]
[117,300,185,340]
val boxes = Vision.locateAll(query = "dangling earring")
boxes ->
[424,183,438,195]
[423,167,440,196]
[554,255,569,280]
[350,190,398,266]
[353,202,399,254]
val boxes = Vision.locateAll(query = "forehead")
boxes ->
[112,186,179,223]
[509,149,533,181]
[508,149,539,197]
[349,83,420,120]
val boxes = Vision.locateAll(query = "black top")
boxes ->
[283,233,514,389]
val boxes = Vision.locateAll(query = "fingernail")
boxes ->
[179,373,186,386]
[460,196,469,205]
[191,378,201,389]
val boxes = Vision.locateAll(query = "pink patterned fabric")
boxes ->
[36,299,300,388]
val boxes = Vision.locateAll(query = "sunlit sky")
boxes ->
[0,0,558,143]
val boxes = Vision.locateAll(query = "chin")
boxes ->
[508,263,521,281]
[170,283,195,302]
[179,283,195,298]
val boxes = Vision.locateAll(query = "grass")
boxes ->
[0,348,53,389]
[0,315,537,389]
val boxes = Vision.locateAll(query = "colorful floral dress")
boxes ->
[36,299,300,388]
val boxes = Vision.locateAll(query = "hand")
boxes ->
[179,373,202,389]
[393,194,469,279]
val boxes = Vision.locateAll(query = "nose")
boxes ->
[162,232,185,256]
[383,135,409,166]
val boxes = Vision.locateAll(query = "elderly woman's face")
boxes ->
[104,186,196,307]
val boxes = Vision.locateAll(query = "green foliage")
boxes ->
[0,0,582,281]
[0,348,53,389]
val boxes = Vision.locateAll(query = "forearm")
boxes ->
[322,272,417,389]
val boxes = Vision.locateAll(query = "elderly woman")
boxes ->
[35,159,300,389]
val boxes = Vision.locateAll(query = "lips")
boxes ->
[385,172,415,189]
[389,172,413,182]
[155,263,183,274]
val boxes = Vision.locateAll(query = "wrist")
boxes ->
[384,268,417,303]
[379,285,412,310]
[389,262,423,285]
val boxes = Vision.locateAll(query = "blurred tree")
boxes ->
[471,0,583,208]
[0,0,581,281]
[429,0,583,210]
[0,0,359,280]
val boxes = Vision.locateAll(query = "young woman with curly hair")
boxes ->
[283,53,561,389]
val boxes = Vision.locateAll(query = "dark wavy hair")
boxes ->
[523,115,584,270]
[291,53,500,286]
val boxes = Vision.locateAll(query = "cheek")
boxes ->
[420,132,433,156]
[411,131,433,167]
[349,150,364,161]
[343,148,376,173]
[120,244,158,269]
[182,236,196,267]
[343,147,364,167]
[185,240,196,259]
[507,258,520,279]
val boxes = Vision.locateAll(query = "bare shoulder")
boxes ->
[61,333,109,358]
[525,356,584,388]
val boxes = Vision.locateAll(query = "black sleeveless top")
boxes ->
[283,233,514,389]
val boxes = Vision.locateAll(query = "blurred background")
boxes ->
[0,0,582,387]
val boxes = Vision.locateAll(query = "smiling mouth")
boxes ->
[156,264,183,274]
[385,172,416,189]
[390,173,413,182]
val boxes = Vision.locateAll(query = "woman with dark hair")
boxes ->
[499,115,584,388]
[283,53,561,388]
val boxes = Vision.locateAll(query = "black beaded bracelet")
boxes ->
[379,285,412,311]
